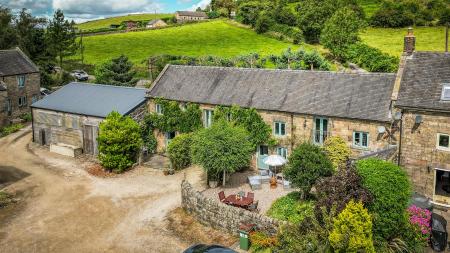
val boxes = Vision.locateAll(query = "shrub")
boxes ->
[191,120,253,185]
[344,43,399,72]
[0,123,23,137]
[266,192,315,223]
[329,200,375,253]
[249,231,278,251]
[255,14,273,34]
[19,113,32,122]
[356,158,411,241]
[95,55,137,87]
[323,136,352,170]
[167,133,192,170]
[284,142,333,199]
[315,164,373,220]
[97,111,143,173]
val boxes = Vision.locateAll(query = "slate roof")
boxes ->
[0,48,39,76]
[176,11,208,18]
[149,65,396,122]
[396,52,450,112]
[32,82,147,118]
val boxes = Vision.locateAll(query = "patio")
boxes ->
[201,171,293,214]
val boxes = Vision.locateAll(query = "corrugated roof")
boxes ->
[149,65,396,122]
[176,11,208,17]
[0,48,39,76]
[396,52,450,112]
[32,82,147,118]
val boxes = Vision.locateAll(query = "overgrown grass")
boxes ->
[0,123,23,137]
[361,26,447,57]
[357,0,382,18]
[75,20,324,66]
[76,13,174,30]
[0,191,14,207]
[266,192,315,223]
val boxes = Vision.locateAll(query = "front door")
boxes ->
[39,129,47,145]
[314,117,328,144]
[257,145,269,170]
[83,125,97,155]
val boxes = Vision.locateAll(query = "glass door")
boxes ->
[314,117,328,144]
[257,145,269,170]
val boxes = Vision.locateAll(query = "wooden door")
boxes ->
[83,125,95,155]
[39,129,47,145]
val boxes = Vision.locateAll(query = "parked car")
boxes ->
[183,244,237,253]
[40,88,51,96]
[70,70,89,81]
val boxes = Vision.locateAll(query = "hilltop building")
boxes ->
[175,11,208,22]
[146,19,168,29]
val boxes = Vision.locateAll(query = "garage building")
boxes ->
[31,82,147,157]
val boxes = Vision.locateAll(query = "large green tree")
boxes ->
[46,9,77,67]
[97,111,143,173]
[0,6,17,49]
[191,120,254,186]
[95,55,138,86]
[321,7,365,58]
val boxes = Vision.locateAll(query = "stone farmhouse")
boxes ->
[175,11,208,23]
[0,48,40,127]
[146,19,168,29]
[148,65,398,169]
[31,82,147,157]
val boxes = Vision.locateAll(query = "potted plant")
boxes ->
[163,168,169,176]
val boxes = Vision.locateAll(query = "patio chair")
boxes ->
[218,191,226,202]
[283,179,291,189]
[247,192,254,200]
[247,200,259,212]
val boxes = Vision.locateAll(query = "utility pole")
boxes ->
[80,29,84,65]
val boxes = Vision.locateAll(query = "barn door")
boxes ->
[39,129,47,145]
[83,125,96,155]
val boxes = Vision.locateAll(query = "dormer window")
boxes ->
[441,84,450,101]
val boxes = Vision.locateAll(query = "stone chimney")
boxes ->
[404,27,415,55]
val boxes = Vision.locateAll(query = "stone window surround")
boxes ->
[273,121,286,136]
[353,131,370,149]
[18,96,27,107]
[17,75,26,88]
[437,133,450,151]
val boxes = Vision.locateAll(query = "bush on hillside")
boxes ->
[356,158,411,241]
[191,120,253,185]
[344,43,399,72]
[323,136,352,170]
[167,133,193,170]
[255,14,274,34]
[97,111,143,173]
[315,164,373,220]
[284,142,333,199]
[329,200,375,253]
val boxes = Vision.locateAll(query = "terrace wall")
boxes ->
[181,180,285,236]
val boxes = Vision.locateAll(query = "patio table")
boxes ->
[224,194,253,208]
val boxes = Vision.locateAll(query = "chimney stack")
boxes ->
[404,27,415,55]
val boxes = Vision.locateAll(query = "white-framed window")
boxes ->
[203,109,213,128]
[437,133,450,151]
[6,99,11,114]
[274,121,286,136]
[155,104,163,114]
[276,147,288,159]
[18,96,27,107]
[31,94,38,104]
[441,84,450,101]
[353,131,369,148]
[17,75,26,88]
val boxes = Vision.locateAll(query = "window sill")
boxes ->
[437,147,450,152]
[351,145,369,151]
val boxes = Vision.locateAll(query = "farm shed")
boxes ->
[31,82,147,157]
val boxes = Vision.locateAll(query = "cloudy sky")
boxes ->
[0,0,211,23]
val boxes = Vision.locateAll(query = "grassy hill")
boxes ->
[357,0,382,18]
[76,13,174,30]
[77,20,323,66]
[361,26,447,57]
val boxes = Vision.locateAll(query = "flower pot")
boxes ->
[209,180,218,188]
[163,170,169,176]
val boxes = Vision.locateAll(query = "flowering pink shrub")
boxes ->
[407,205,432,244]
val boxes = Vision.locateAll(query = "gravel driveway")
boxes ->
[0,126,205,253]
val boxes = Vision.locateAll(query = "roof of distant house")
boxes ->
[176,11,208,18]
[0,48,39,76]
[149,65,396,122]
[32,82,147,118]
[396,52,450,112]
[147,19,166,25]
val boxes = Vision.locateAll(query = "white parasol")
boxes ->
[263,155,287,175]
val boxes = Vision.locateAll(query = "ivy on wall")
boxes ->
[213,105,276,148]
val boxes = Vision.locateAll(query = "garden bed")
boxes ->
[266,192,315,223]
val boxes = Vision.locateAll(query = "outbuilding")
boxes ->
[31,82,147,157]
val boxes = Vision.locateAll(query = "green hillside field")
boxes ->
[76,20,323,66]
[361,26,447,57]
[76,13,174,30]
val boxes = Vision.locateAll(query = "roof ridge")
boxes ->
[71,82,148,90]
[168,64,396,76]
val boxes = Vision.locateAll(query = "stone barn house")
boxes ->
[175,11,208,22]
[148,65,398,169]
[146,19,167,29]
[31,82,147,157]
[0,47,40,127]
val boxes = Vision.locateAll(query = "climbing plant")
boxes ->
[213,104,275,148]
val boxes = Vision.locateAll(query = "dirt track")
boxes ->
[0,126,205,253]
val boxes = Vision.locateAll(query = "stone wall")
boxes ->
[0,90,8,127]
[181,180,285,236]
[148,99,396,160]
[2,72,40,119]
